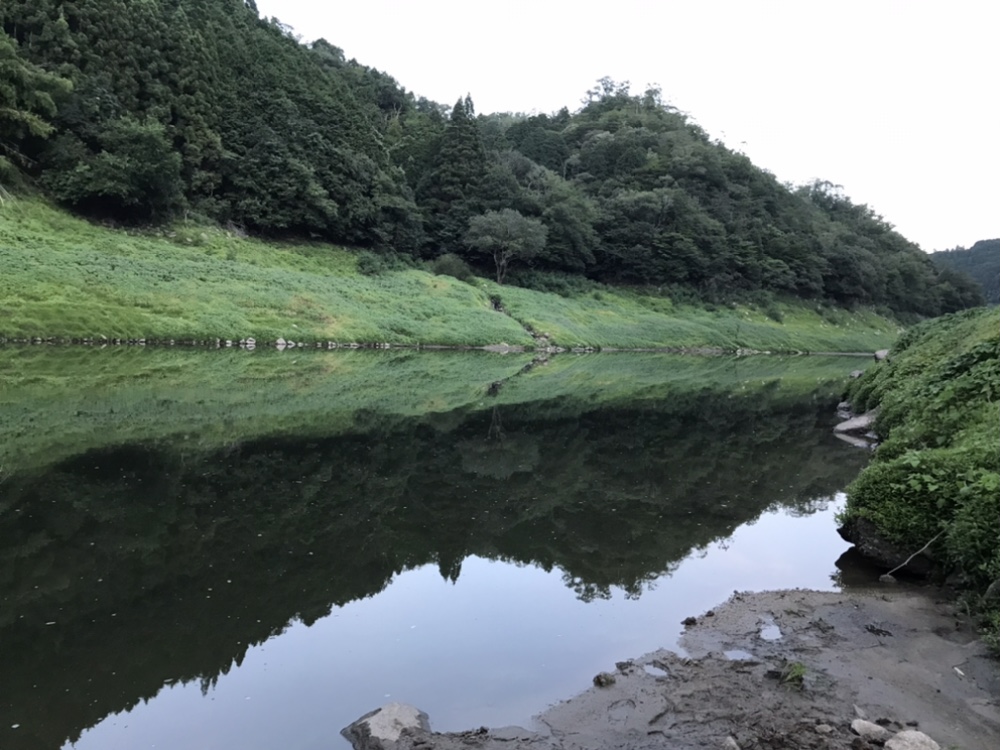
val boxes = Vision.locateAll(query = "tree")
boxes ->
[0,31,70,179]
[465,209,547,284]
[416,95,487,252]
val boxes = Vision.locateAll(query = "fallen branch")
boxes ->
[880,531,944,582]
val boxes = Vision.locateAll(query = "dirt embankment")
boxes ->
[344,588,1000,750]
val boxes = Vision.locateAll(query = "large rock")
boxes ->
[342,703,431,750]
[838,516,935,576]
[885,729,941,750]
[875,349,890,361]
[833,409,878,435]
[851,718,891,742]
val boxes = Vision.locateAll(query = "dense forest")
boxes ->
[930,239,999,305]
[0,0,983,316]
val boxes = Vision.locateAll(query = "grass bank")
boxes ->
[842,307,1000,648]
[0,198,898,351]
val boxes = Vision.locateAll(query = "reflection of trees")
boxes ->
[0,389,868,750]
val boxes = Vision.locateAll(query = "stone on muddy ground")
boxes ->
[884,730,940,750]
[851,718,891,742]
[342,703,430,750]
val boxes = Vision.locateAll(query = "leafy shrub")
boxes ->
[356,250,411,276]
[430,253,475,282]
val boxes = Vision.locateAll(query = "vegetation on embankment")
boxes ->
[0,199,899,351]
[2,0,981,318]
[842,307,1000,648]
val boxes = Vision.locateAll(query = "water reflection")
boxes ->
[0,355,869,750]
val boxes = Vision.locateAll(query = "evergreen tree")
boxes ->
[416,95,488,254]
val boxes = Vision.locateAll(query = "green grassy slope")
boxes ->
[1,199,898,351]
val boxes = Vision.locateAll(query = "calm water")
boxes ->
[0,350,872,750]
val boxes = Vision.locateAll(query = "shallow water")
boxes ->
[0,350,872,750]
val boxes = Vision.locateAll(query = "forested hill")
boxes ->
[0,0,982,317]
[930,240,1000,305]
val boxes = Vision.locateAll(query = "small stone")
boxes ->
[721,737,740,750]
[884,730,940,750]
[852,719,891,742]
[815,724,834,734]
[593,672,616,687]
[850,369,864,378]
[682,616,697,626]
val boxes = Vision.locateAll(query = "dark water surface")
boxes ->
[0,350,872,750]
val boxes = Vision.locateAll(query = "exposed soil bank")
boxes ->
[345,588,1000,750]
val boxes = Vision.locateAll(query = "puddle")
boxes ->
[759,618,782,641]
[643,664,669,677]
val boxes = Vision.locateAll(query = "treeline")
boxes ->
[930,239,999,304]
[0,0,983,315]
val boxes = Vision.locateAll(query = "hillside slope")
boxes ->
[930,239,1000,304]
[0,0,982,318]
[0,199,897,351]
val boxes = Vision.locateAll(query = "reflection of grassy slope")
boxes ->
[0,348,871,476]
[1,385,867,750]
[1,199,897,350]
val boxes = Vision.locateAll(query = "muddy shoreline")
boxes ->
[344,587,1000,750]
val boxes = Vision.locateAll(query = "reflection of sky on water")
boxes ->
[66,496,851,750]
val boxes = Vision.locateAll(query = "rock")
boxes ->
[815,724,834,734]
[593,672,616,687]
[833,410,878,434]
[838,517,935,576]
[884,730,940,750]
[874,349,890,361]
[342,703,430,750]
[984,578,1000,601]
[852,718,891,742]
[854,705,868,720]
[683,616,698,626]
[850,369,864,378]
[721,736,741,750]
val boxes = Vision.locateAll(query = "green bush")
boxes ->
[843,307,1000,648]
[430,253,475,282]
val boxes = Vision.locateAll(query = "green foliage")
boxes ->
[0,5,977,317]
[843,307,1000,643]
[465,208,548,284]
[44,116,183,219]
[0,28,70,173]
[429,252,475,282]
[930,239,999,305]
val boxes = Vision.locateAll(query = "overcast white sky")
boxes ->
[255,0,997,252]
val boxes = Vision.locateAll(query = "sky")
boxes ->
[253,0,998,252]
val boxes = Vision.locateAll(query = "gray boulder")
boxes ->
[851,719,891,742]
[833,410,878,435]
[342,703,431,750]
[885,730,940,750]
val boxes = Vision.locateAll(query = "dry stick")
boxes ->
[884,531,944,578]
